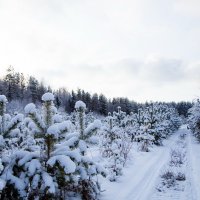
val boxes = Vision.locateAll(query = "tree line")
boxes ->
[0,66,192,116]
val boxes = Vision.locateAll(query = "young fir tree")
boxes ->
[101,108,133,182]
[134,103,181,150]
[0,93,77,199]
[0,95,23,147]
[188,99,200,140]
[62,100,106,199]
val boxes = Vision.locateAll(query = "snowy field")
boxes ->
[96,125,200,200]
[0,92,199,200]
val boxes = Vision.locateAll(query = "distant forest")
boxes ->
[0,66,192,116]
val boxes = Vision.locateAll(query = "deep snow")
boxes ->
[98,125,200,200]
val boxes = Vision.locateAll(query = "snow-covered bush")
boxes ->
[0,95,23,139]
[0,94,106,200]
[64,100,106,199]
[169,149,185,167]
[0,95,23,153]
[101,110,134,181]
[135,124,154,152]
[188,99,200,140]
[134,103,181,146]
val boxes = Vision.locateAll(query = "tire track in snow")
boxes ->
[126,133,181,200]
[150,126,199,200]
[124,147,169,200]
[102,132,180,200]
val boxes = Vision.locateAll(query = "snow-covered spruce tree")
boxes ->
[156,105,181,139]
[141,104,162,146]
[101,112,118,158]
[101,109,134,182]
[130,107,155,151]
[85,111,96,127]
[0,95,23,149]
[102,127,124,181]
[112,106,126,127]
[135,123,154,152]
[135,103,181,147]
[62,100,106,200]
[188,100,200,140]
[115,112,137,164]
[0,93,77,199]
[122,112,139,142]
[135,108,145,126]
[0,95,26,199]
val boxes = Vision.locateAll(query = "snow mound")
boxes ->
[42,172,55,194]
[24,103,36,114]
[42,92,54,101]
[84,119,101,135]
[53,114,62,123]
[0,178,6,190]
[27,159,41,176]
[47,155,76,174]
[47,124,59,139]
[0,95,7,103]
[75,101,86,110]
[58,121,71,130]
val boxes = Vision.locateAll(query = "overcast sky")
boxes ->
[0,0,200,102]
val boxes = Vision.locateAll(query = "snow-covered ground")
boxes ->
[98,125,200,200]
[186,129,200,200]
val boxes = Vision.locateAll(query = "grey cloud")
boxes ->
[104,57,185,84]
[140,58,185,83]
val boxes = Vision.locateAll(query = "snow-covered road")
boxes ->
[186,130,200,200]
[101,126,200,200]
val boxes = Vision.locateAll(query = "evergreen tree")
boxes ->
[19,73,26,100]
[85,92,91,111]
[27,76,39,103]
[99,94,108,116]
[91,93,99,112]
[4,66,18,101]
[77,88,82,100]
[37,81,47,100]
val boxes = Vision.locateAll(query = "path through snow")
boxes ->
[101,126,200,200]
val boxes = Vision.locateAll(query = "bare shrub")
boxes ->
[160,170,176,188]
[159,169,186,190]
